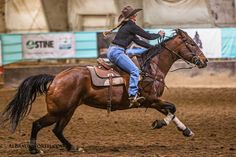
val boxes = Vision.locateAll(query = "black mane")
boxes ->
[137,34,176,72]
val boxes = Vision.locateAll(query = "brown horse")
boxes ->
[1,29,208,154]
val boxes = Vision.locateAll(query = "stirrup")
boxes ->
[129,101,141,108]
[129,95,145,108]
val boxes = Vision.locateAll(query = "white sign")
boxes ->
[22,33,76,59]
[184,28,222,58]
[149,28,221,58]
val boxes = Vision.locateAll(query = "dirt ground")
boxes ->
[0,87,235,157]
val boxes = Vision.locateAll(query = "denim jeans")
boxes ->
[126,47,147,56]
[107,46,140,96]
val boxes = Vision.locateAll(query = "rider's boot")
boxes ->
[129,94,145,108]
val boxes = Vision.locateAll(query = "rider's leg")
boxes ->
[107,46,139,96]
[114,52,140,96]
[107,46,144,106]
[126,47,147,56]
[115,52,146,107]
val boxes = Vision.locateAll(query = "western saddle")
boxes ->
[86,58,126,114]
[87,58,125,86]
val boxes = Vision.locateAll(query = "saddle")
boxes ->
[87,58,126,114]
[87,58,125,87]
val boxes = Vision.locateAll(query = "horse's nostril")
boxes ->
[195,59,201,66]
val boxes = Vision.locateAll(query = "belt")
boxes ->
[110,43,126,49]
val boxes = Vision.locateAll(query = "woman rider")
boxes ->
[104,6,165,107]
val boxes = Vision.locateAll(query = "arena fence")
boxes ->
[0,28,236,67]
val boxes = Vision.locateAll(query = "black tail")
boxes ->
[1,74,55,132]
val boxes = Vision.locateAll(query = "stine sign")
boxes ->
[22,33,76,59]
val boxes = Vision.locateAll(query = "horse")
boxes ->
[1,29,208,154]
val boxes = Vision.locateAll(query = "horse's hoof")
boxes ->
[151,120,167,129]
[69,145,85,152]
[29,144,44,154]
[183,127,194,137]
[29,148,44,154]
[78,147,85,152]
[68,145,78,152]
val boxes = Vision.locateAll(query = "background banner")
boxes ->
[149,28,222,58]
[0,28,235,66]
[221,28,236,58]
[22,33,76,59]
[184,28,222,58]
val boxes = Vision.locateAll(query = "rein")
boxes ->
[162,43,197,72]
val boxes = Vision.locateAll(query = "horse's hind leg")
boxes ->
[52,107,78,151]
[150,101,194,137]
[29,113,57,154]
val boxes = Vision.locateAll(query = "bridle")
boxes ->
[162,34,203,72]
[139,31,203,89]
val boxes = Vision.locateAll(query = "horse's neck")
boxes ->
[151,47,176,78]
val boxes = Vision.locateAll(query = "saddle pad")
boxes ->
[87,66,124,87]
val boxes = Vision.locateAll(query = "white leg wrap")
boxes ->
[163,113,174,125]
[172,116,187,131]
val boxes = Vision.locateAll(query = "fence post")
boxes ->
[0,39,3,86]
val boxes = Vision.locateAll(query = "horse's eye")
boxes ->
[187,42,195,46]
[182,38,187,41]
[191,43,196,46]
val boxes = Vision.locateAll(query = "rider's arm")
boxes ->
[129,22,160,40]
[133,36,154,48]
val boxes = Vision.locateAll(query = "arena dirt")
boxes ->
[0,87,235,157]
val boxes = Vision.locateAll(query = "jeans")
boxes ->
[126,47,147,56]
[107,46,140,96]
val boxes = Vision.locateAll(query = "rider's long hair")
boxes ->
[103,19,128,37]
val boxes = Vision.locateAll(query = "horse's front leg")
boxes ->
[149,100,194,137]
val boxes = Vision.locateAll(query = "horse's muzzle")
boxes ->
[197,58,208,68]
[193,56,208,68]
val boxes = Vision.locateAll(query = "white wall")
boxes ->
[5,0,49,33]
[68,0,118,31]
[209,0,236,26]
[0,0,236,33]
[41,0,68,31]
[143,0,214,28]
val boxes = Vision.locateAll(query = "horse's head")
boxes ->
[168,29,208,68]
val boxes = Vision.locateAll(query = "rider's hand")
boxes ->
[158,30,165,37]
[103,29,112,37]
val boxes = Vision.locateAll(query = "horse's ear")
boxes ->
[176,29,186,37]
[175,28,180,35]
